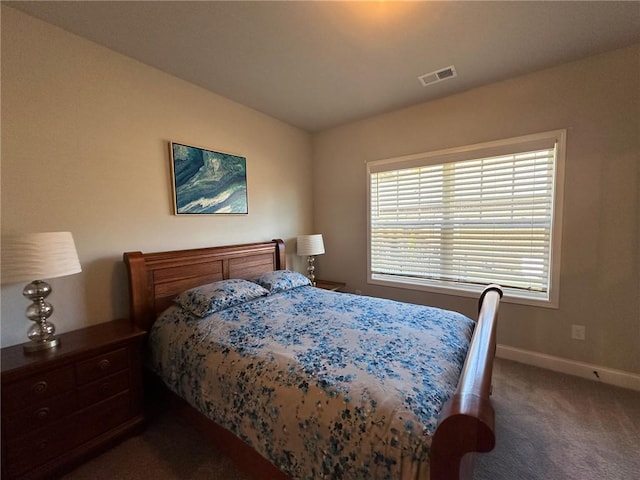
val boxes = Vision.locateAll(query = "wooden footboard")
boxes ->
[430,284,503,480]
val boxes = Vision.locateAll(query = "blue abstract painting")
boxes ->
[170,142,248,214]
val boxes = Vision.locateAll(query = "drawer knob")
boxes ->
[31,381,48,395]
[35,407,50,420]
[98,359,111,371]
[98,382,111,395]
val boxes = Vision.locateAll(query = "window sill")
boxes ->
[368,275,558,309]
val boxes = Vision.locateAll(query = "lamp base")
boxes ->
[306,255,317,286]
[22,280,60,353]
[24,336,60,353]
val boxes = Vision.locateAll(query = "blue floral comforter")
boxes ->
[149,286,475,480]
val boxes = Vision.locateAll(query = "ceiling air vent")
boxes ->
[418,65,457,87]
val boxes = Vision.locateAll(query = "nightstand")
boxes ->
[1,319,146,480]
[315,279,346,292]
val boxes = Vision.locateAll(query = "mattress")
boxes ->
[148,285,475,480]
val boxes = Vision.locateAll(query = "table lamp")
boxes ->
[297,234,325,286]
[2,232,82,352]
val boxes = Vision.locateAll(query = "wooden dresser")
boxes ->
[1,319,146,479]
[314,279,346,292]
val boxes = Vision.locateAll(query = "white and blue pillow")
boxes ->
[174,278,269,317]
[250,270,311,294]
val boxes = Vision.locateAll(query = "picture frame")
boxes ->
[169,142,248,215]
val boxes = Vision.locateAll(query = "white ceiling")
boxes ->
[7,1,640,132]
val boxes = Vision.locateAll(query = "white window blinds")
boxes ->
[368,130,565,306]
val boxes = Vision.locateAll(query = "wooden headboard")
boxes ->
[123,239,286,331]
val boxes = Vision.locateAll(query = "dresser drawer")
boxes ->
[3,390,77,440]
[76,390,133,445]
[77,370,130,409]
[2,366,75,411]
[76,347,128,384]
[5,415,78,477]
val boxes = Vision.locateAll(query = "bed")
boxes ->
[124,239,502,480]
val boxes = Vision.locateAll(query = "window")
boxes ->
[367,130,566,307]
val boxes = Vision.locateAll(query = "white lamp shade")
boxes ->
[1,232,82,284]
[297,234,325,256]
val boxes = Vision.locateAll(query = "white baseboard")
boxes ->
[496,344,640,392]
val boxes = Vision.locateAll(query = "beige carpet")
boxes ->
[475,359,640,480]
[63,359,640,479]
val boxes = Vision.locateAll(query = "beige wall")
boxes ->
[313,45,640,374]
[1,7,313,346]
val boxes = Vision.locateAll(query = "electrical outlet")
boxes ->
[571,324,586,340]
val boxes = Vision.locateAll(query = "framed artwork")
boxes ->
[169,142,248,215]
